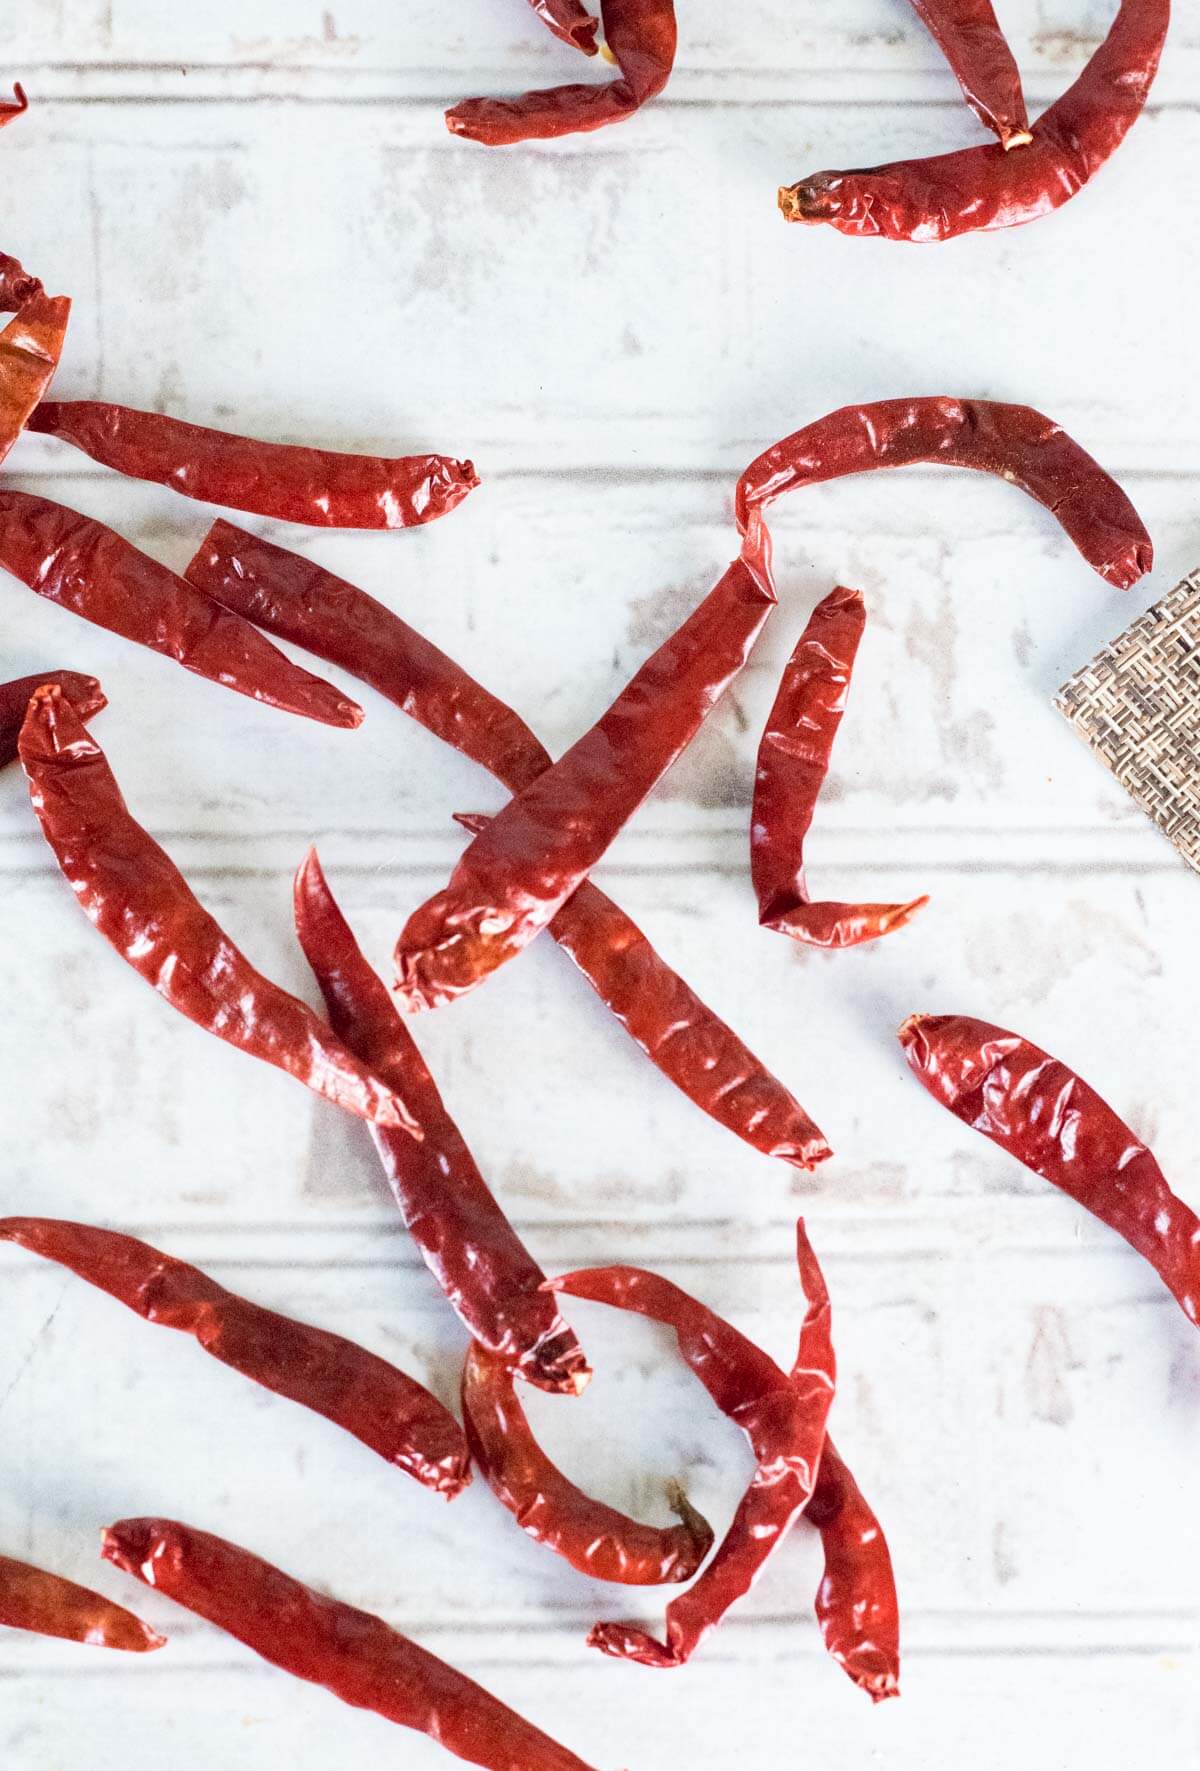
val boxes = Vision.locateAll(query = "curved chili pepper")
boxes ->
[780,0,1169,242]
[808,1440,900,1702]
[551,1222,837,1667]
[25,400,478,530]
[908,0,1030,148]
[1,1553,163,1651]
[462,1338,712,1583]
[0,83,28,129]
[0,291,70,466]
[19,687,405,1129]
[103,1519,605,1771]
[736,399,1152,591]
[394,540,776,1010]
[186,520,829,1169]
[1,670,105,766]
[0,493,361,725]
[0,250,42,312]
[899,1013,1200,1325]
[527,0,600,53]
[0,1216,471,1496]
[447,0,677,144]
[752,587,928,948]
[293,848,589,1395]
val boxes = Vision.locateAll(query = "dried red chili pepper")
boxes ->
[780,0,1169,242]
[908,0,1031,148]
[447,0,677,144]
[900,1013,1200,1325]
[550,1222,836,1666]
[26,400,479,530]
[808,1440,900,1702]
[527,0,600,53]
[188,522,829,1170]
[752,587,928,948]
[0,250,42,312]
[1,670,105,766]
[394,540,776,1010]
[0,493,361,725]
[20,687,405,1129]
[462,1338,712,1582]
[0,290,70,466]
[294,848,589,1395]
[736,398,1152,590]
[0,84,28,130]
[0,1216,471,1496]
[0,1553,163,1651]
[103,1519,605,1771]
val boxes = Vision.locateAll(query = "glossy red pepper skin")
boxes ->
[527,0,600,53]
[462,1339,713,1583]
[908,0,1030,147]
[0,84,28,129]
[781,0,1169,241]
[394,545,776,1010]
[0,1553,164,1651]
[900,1013,1200,1325]
[447,0,677,143]
[294,848,590,1395]
[26,401,479,530]
[0,494,361,726]
[0,291,70,466]
[0,1216,471,1496]
[752,587,928,948]
[737,399,1152,591]
[808,1440,900,1702]
[20,688,405,1130]
[103,1520,604,1771]
[0,250,42,312]
[0,669,105,766]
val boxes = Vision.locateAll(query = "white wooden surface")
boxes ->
[2,3,1199,1765]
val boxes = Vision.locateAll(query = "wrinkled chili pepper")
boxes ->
[26,401,479,530]
[1,670,105,766]
[0,1553,164,1651]
[808,1440,900,1702]
[0,290,70,466]
[908,0,1031,148]
[551,1222,837,1666]
[184,522,829,1169]
[103,1520,605,1771]
[0,84,27,129]
[0,493,361,725]
[736,398,1152,590]
[752,587,928,948]
[0,250,42,312]
[780,0,1169,242]
[447,0,677,144]
[20,687,405,1129]
[527,0,600,53]
[394,536,776,1010]
[900,1013,1200,1325]
[462,1338,712,1582]
[0,1216,471,1496]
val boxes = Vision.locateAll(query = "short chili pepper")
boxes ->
[908,0,1031,148]
[447,0,677,144]
[0,289,70,466]
[103,1519,607,1771]
[0,83,27,129]
[20,687,405,1129]
[551,1222,837,1667]
[752,587,928,948]
[0,250,42,312]
[294,848,590,1395]
[780,0,1169,242]
[0,669,105,766]
[0,492,361,725]
[394,536,776,1010]
[462,1338,713,1583]
[25,401,479,530]
[527,0,600,54]
[808,1439,901,1702]
[900,1013,1200,1325]
[736,398,1152,591]
[0,1216,471,1496]
[1,1553,164,1651]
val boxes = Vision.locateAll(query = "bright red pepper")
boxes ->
[527,0,600,53]
[0,669,104,766]
[908,0,1031,147]
[1,1553,163,1651]
[0,290,70,466]
[0,83,27,129]
[808,1440,900,1702]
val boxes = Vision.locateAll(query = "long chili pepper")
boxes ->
[294,848,590,1395]
[447,0,677,145]
[527,0,600,53]
[899,1013,1200,1325]
[103,1520,606,1771]
[808,1441,901,1703]
[0,84,27,129]
[394,540,777,1010]
[19,688,405,1129]
[184,522,830,1170]
[0,250,42,311]
[462,1339,713,1583]
[907,0,1031,148]
[0,1553,164,1651]
[736,398,1152,591]
[0,290,70,466]
[26,401,479,530]
[752,587,928,948]
[0,493,361,725]
[0,1216,471,1497]
[780,0,1169,242]
[551,1223,837,1667]
[1,670,105,766]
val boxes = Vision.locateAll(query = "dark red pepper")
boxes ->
[808,1440,901,1702]
[0,83,27,129]
[1,1553,163,1651]
[0,289,70,466]
[0,669,105,766]
[526,0,600,53]
[0,250,42,312]
[908,0,1031,148]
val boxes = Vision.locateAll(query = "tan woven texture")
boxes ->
[1056,568,1200,872]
